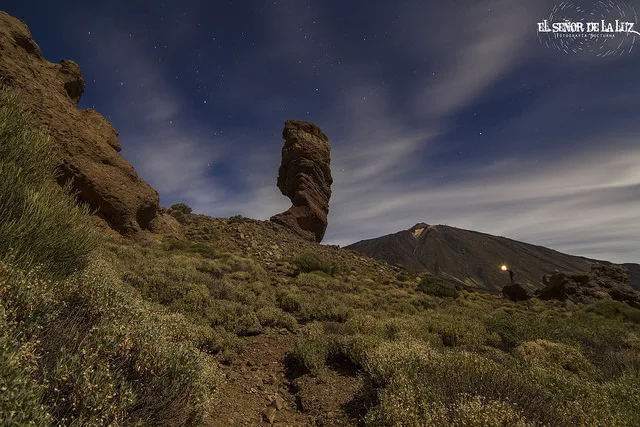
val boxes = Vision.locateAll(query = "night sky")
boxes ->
[2,1,639,263]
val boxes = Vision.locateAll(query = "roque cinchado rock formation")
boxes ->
[270,120,333,242]
[0,11,159,234]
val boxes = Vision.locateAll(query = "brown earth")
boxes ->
[210,328,368,426]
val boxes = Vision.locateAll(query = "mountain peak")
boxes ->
[409,222,430,232]
[347,223,640,292]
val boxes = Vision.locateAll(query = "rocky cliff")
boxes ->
[0,11,159,234]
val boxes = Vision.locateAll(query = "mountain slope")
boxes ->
[346,223,640,292]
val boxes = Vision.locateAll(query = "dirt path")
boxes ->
[208,328,370,426]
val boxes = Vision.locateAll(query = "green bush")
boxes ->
[292,337,331,375]
[165,239,219,259]
[418,276,459,298]
[0,298,53,425]
[396,273,410,282]
[514,339,596,378]
[584,300,640,324]
[0,85,99,278]
[0,257,221,426]
[292,252,337,276]
[256,307,298,331]
[227,214,252,224]
[168,204,192,225]
[169,203,192,214]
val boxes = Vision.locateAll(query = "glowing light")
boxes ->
[501,265,508,271]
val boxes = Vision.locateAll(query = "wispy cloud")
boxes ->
[325,137,640,263]
[68,1,639,264]
[75,22,229,211]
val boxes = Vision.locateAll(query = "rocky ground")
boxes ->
[210,328,369,426]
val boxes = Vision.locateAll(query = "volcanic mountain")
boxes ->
[345,223,640,292]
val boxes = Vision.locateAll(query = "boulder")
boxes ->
[502,282,534,302]
[537,263,640,308]
[0,11,159,235]
[148,207,184,240]
[270,120,333,242]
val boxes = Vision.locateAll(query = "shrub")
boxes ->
[0,85,99,278]
[165,239,219,260]
[0,294,53,425]
[0,257,221,426]
[584,300,640,324]
[168,204,192,225]
[514,339,596,378]
[169,203,192,214]
[227,214,251,224]
[292,252,336,276]
[256,307,298,331]
[363,338,435,386]
[396,273,410,282]
[367,390,531,427]
[292,337,331,375]
[363,342,575,426]
[418,276,459,298]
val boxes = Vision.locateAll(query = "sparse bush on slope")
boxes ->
[292,252,337,275]
[418,275,459,298]
[0,86,220,425]
[170,203,193,215]
[584,299,640,324]
[0,85,99,278]
[0,257,221,426]
[288,298,640,426]
[168,203,193,225]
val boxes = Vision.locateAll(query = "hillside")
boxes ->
[346,222,640,292]
[2,8,640,426]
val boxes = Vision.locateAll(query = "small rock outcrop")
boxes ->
[0,11,159,234]
[148,207,184,240]
[502,282,534,302]
[537,263,640,308]
[270,120,333,242]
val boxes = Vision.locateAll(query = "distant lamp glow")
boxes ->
[501,264,515,284]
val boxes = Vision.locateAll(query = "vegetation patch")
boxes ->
[0,85,98,278]
[2,83,640,426]
[292,252,337,276]
[584,299,640,324]
[168,203,193,225]
[418,276,459,298]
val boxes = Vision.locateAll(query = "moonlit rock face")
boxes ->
[0,11,159,234]
[270,120,333,242]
